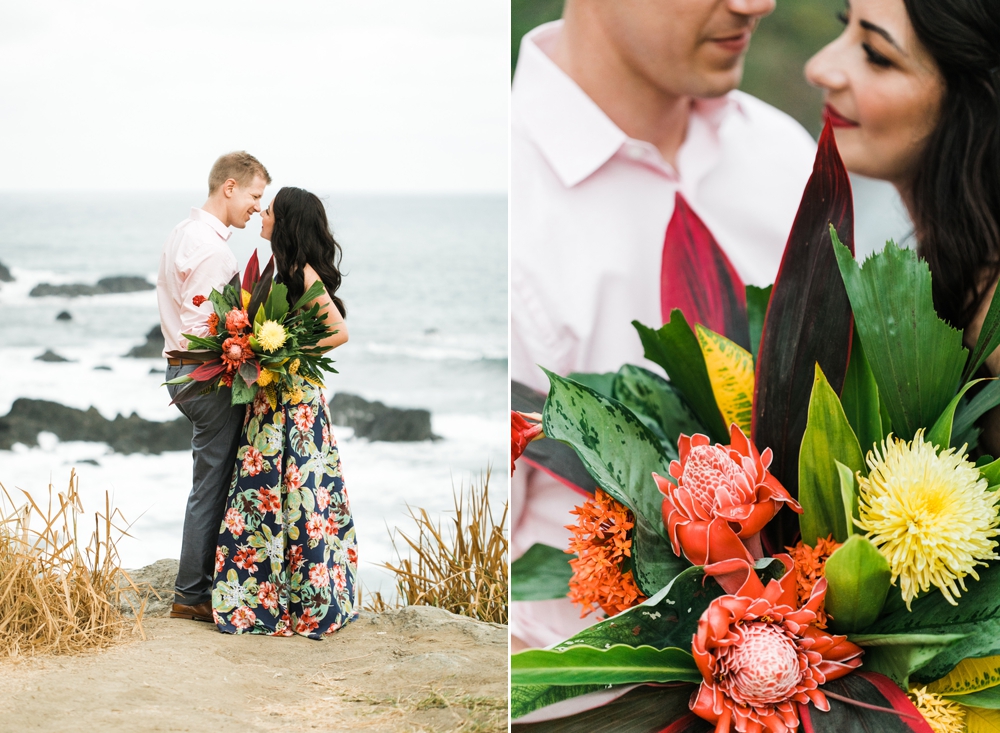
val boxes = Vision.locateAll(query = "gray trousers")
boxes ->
[166,364,245,606]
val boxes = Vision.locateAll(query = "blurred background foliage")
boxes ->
[511,0,846,136]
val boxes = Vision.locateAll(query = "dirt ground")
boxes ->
[0,607,508,733]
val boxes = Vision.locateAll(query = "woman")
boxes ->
[211,187,358,638]
[805,0,1000,449]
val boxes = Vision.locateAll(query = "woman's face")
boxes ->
[260,199,275,241]
[805,0,945,188]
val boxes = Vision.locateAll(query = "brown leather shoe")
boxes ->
[170,601,214,622]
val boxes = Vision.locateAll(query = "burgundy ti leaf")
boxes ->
[242,249,260,293]
[661,193,750,350]
[798,672,933,733]
[164,349,218,363]
[752,120,855,514]
[247,255,275,322]
[189,360,227,382]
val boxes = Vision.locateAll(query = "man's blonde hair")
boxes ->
[208,151,271,194]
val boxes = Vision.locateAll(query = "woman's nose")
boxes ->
[805,40,850,91]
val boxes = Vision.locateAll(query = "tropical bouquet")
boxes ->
[510,122,1000,733]
[166,251,337,407]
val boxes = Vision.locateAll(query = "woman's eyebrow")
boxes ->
[859,19,905,53]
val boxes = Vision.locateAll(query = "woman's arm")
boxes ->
[302,263,348,351]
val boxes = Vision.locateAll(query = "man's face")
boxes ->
[226,175,267,229]
[593,0,776,99]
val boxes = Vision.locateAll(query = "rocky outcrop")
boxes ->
[29,275,154,298]
[0,261,13,282]
[0,398,191,454]
[328,393,437,442]
[35,349,71,362]
[125,325,164,358]
[118,559,177,618]
[55,311,72,321]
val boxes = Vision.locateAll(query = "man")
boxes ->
[511,0,818,650]
[158,151,270,622]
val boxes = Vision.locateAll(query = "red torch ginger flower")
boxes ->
[691,556,863,733]
[225,308,250,334]
[221,334,251,372]
[511,411,544,474]
[566,489,648,617]
[654,424,802,568]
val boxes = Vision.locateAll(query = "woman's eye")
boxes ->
[836,10,849,25]
[862,42,893,68]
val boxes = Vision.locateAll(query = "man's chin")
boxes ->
[231,220,248,230]
[691,65,744,99]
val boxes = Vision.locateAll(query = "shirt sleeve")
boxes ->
[177,238,239,345]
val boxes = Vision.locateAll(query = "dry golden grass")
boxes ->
[0,470,144,658]
[369,470,508,624]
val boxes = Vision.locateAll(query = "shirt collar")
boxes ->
[512,20,745,188]
[190,207,232,241]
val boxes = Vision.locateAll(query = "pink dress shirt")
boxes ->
[156,208,238,357]
[511,21,818,650]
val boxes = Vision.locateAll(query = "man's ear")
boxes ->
[222,178,238,198]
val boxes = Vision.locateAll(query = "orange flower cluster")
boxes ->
[566,489,648,618]
[786,535,842,628]
[207,312,220,336]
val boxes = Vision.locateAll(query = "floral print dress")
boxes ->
[212,374,358,638]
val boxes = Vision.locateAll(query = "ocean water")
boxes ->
[0,193,508,598]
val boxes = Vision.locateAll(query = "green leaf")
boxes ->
[865,560,1000,683]
[555,560,786,653]
[542,370,686,595]
[849,633,966,688]
[880,396,893,440]
[945,688,1000,709]
[290,279,326,313]
[633,312,728,443]
[836,460,858,538]
[981,458,1000,486]
[841,329,883,459]
[511,644,700,686]
[163,375,194,386]
[511,544,573,601]
[964,282,1000,384]
[182,334,222,351]
[824,535,891,634]
[230,374,255,405]
[746,284,772,363]
[208,289,230,320]
[510,683,611,722]
[610,364,703,462]
[798,363,866,545]
[955,380,1000,446]
[567,372,616,398]
[832,236,967,440]
[927,379,984,451]
[510,685,695,731]
[264,282,289,322]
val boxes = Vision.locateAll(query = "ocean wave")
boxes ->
[361,341,507,363]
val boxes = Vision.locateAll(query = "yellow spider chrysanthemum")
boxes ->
[908,687,965,733]
[857,430,1000,609]
[257,321,287,353]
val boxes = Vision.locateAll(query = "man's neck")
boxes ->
[201,197,231,229]
[551,17,692,168]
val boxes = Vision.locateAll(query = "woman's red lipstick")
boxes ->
[823,104,860,128]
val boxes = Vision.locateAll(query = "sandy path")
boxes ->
[0,608,508,732]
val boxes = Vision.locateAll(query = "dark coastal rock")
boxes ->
[55,311,72,321]
[328,393,437,442]
[125,325,165,358]
[0,260,13,282]
[0,398,191,454]
[29,275,154,298]
[35,349,71,362]
[94,365,112,371]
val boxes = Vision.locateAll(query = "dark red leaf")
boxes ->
[242,249,260,293]
[247,254,275,322]
[189,360,227,382]
[512,685,695,733]
[164,349,218,363]
[661,193,750,350]
[799,672,933,733]
[239,359,260,387]
[752,120,855,519]
[657,712,713,733]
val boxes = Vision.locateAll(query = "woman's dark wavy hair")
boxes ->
[269,187,346,317]
[905,0,1000,329]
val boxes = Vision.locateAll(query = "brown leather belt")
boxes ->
[167,357,200,366]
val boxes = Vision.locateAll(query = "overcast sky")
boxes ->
[0,1,509,193]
